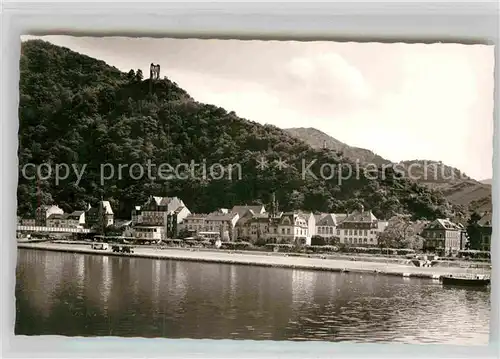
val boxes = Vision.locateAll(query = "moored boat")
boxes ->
[441,274,490,287]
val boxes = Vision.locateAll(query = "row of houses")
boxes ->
[179,203,389,246]
[18,195,493,253]
[19,201,115,229]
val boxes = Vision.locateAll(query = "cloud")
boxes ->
[278,52,372,116]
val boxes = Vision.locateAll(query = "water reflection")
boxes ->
[15,249,490,344]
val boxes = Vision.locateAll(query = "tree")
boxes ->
[377,215,414,249]
[135,69,143,82]
[287,190,304,211]
[127,69,135,81]
[178,228,190,239]
[466,211,482,250]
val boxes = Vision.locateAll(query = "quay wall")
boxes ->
[17,242,490,281]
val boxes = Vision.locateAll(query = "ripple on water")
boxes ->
[15,250,490,344]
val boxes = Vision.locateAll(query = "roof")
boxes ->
[231,205,265,217]
[185,213,207,220]
[478,212,492,227]
[280,212,308,226]
[425,218,462,230]
[334,213,348,223]
[114,219,132,228]
[314,214,323,223]
[145,196,185,213]
[343,210,377,223]
[316,213,336,226]
[174,206,185,214]
[101,201,114,215]
[296,211,313,221]
[206,211,238,221]
[37,205,61,212]
[66,211,84,219]
[47,213,69,220]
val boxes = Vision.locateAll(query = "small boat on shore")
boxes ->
[441,274,490,288]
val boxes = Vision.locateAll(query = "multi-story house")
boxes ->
[131,206,142,225]
[201,211,240,241]
[179,213,207,236]
[477,212,492,251]
[35,205,64,226]
[86,201,114,229]
[131,196,191,240]
[132,224,164,241]
[67,211,85,228]
[314,213,345,242]
[421,218,467,255]
[47,213,70,227]
[20,218,36,226]
[337,207,383,246]
[275,212,312,245]
[237,212,277,242]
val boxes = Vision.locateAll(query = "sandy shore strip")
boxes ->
[17,242,490,280]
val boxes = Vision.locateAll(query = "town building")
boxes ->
[336,206,384,246]
[86,201,114,229]
[35,205,64,226]
[132,224,164,241]
[421,218,467,255]
[46,213,70,228]
[179,213,207,236]
[236,210,315,245]
[67,211,85,228]
[477,212,492,251]
[231,204,266,218]
[236,211,276,242]
[276,212,312,245]
[20,218,36,226]
[131,206,142,225]
[202,211,240,241]
[314,213,346,242]
[131,196,191,241]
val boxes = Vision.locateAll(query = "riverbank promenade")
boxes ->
[17,242,490,280]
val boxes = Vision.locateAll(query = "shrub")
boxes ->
[265,243,294,252]
[308,245,339,253]
[457,250,490,260]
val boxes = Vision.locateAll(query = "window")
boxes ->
[354,230,358,235]
[337,230,340,235]
[329,227,333,234]
[364,230,368,236]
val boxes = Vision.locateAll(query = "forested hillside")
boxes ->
[287,128,492,215]
[18,40,457,220]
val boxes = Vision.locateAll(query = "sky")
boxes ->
[21,35,495,181]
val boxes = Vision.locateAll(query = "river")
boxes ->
[15,249,490,344]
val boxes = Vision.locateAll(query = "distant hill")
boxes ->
[480,179,492,185]
[286,128,492,215]
[285,127,390,166]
